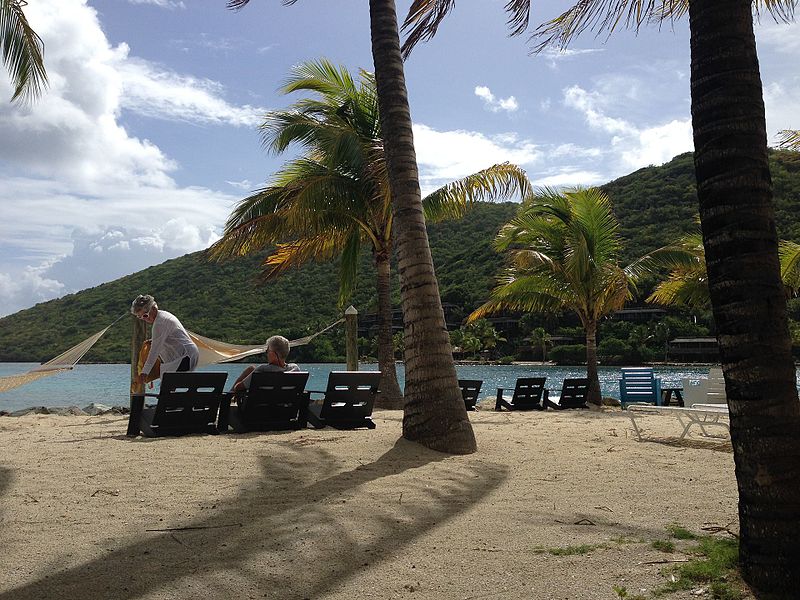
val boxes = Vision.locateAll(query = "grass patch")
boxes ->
[655,532,744,600]
[651,539,675,553]
[667,523,697,540]
[612,584,647,600]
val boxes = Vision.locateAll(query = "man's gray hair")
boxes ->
[266,335,290,360]
[131,294,156,315]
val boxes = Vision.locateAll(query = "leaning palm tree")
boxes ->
[228,0,477,454]
[470,187,631,405]
[210,59,529,411]
[1,0,48,103]
[402,1,800,592]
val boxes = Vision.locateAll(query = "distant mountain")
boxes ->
[2,150,798,363]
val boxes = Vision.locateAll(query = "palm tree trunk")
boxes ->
[374,251,404,409]
[690,0,800,593]
[584,320,601,405]
[368,0,476,454]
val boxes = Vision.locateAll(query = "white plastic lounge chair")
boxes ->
[682,367,727,407]
[627,403,729,442]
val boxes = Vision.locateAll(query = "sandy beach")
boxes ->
[0,405,742,600]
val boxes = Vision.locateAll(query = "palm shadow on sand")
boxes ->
[0,438,508,600]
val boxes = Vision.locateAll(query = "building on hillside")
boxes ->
[667,337,720,362]
[612,307,668,322]
[358,303,462,337]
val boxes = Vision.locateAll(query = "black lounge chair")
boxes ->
[219,371,310,433]
[127,371,227,437]
[495,377,547,411]
[307,371,380,430]
[459,379,483,411]
[543,378,590,410]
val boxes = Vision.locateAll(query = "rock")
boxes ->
[82,403,115,416]
[10,406,50,417]
[47,406,88,416]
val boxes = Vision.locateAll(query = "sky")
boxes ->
[0,0,798,317]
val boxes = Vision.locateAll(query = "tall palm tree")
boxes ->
[530,327,551,362]
[470,187,631,405]
[210,59,529,411]
[1,0,47,103]
[227,0,479,453]
[402,1,800,591]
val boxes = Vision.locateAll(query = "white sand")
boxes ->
[0,406,744,600]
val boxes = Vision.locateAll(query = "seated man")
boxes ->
[231,335,300,394]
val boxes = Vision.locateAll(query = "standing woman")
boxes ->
[131,295,199,384]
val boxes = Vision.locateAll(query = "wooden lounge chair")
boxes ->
[618,367,662,407]
[306,371,380,429]
[219,371,310,433]
[543,378,590,410]
[495,377,547,411]
[459,379,483,411]
[127,371,227,437]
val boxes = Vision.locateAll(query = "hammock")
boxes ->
[1,316,344,394]
[189,318,344,366]
[0,324,115,393]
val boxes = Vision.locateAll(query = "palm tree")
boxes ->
[210,59,528,412]
[402,1,800,591]
[1,0,47,103]
[470,187,631,405]
[530,327,551,362]
[227,0,479,454]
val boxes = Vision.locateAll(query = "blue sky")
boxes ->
[0,0,798,317]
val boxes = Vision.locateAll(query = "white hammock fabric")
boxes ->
[0,325,114,393]
[1,316,344,394]
[189,318,344,367]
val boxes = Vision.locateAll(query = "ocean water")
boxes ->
[0,362,721,413]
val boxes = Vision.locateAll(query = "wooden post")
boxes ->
[345,305,358,371]
[128,315,147,437]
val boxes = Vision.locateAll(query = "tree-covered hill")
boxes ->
[2,150,798,363]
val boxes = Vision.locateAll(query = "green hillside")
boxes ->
[2,150,798,363]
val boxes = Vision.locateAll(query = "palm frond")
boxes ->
[1,0,48,103]
[780,240,800,295]
[423,162,531,222]
[777,129,800,150]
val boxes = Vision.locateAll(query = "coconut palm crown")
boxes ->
[470,187,631,405]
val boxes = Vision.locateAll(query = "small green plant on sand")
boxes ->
[667,523,697,540]
[612,584,646,600]
[548,544,594,556]
[655,531,744,600]
[651,539,675,553]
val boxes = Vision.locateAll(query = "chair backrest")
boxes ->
[458,379,483,410]
[619,367,661,406]
[240,371,310,428]
[682,368,727,407]
[151,371,227,435]
[320,371,381,424]
[556,378,590,408]
[511,377,547,408]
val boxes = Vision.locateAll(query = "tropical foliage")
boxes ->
[778,129,800,150]
[0,0,47,102]
[209,59,528,408]
[470,187,632,404]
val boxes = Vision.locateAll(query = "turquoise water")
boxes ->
[0,362,719,413]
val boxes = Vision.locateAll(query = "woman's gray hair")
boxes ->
[266,335,290,360]
[131,294,156,315]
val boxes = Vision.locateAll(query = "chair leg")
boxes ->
[127,394,145,437]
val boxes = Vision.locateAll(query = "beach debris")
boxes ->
[82,403,115,415]
[91,489,120,497]
[145,523,243,532]
[594,505,614,512]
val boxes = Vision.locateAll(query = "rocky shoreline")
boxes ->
[0,403,130,418]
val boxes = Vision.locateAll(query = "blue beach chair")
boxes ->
[618,367,662,408]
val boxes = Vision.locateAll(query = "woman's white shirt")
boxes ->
[142,310,200,374]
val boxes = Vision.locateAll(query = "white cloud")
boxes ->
[474,86,519,113]
[563,84,693,172]
[0,0,255,316]
[539,46,603,69]
[764,79,800,144]
[128,0,186,9]
[755,20,800,54]
[226,179,255,190]
[412,124,540,194]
